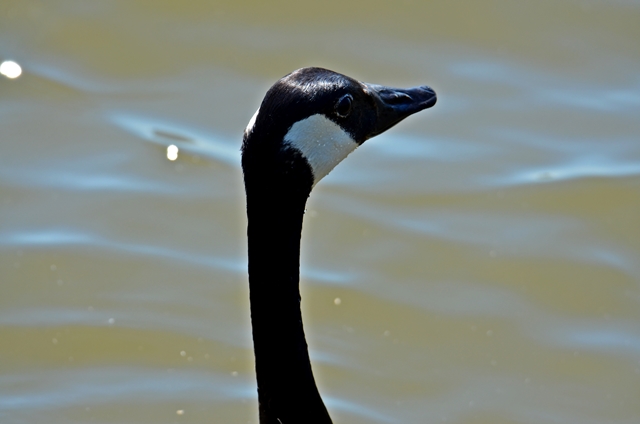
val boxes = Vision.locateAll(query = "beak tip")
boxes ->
[425,94,437,108]
[366,82,438,136]
[420,86,437,109]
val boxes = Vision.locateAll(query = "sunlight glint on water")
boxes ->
[0,60,22,79]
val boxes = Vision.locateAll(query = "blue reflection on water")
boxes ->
[0,368,251,410]
[110,113,239,166]
[0,229,242,272]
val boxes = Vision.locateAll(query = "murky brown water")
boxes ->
[2,1,640,423]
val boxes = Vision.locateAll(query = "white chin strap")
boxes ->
[283,114,358,186]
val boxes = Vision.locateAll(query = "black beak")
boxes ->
[363,83,437,137]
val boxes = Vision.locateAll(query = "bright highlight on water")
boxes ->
[167,144,179,161]
[0,60,22,79]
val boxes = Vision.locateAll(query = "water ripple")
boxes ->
[0,368,251,411]
[0,150,185,194]
[539,84,640,113]
[110,113,239,166]
[325,396,395,423]
[499,158,640,185]
[369,133,489,162]
[0,229,242,273]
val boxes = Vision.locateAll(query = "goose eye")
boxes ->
[335,94,353,118]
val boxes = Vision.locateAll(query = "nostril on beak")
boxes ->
[385,92,413,105]
[420,86,436,96]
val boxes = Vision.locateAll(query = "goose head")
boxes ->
[242,67,436,192]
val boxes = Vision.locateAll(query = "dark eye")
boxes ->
[335,94,353,118]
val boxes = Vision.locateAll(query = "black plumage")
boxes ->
[241,67,436,424]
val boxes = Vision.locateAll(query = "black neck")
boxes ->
[244,170,333,424]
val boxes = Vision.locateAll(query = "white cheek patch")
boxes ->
[245,108,260,136]
[283,114,358,186]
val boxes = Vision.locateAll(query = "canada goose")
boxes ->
[241,67,436,423]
